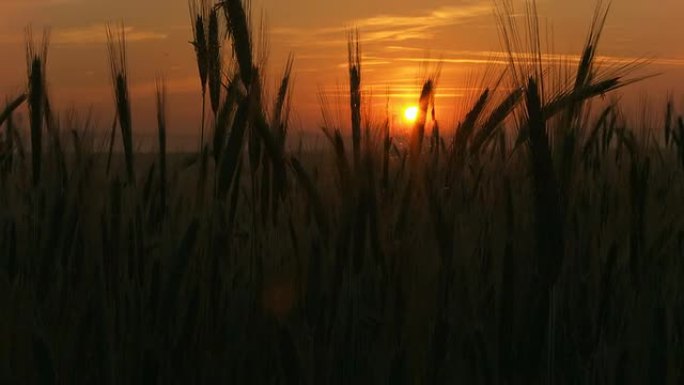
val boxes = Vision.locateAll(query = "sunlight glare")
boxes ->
[404,106,419,123]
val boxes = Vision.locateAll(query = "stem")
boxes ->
[200,89,206,153]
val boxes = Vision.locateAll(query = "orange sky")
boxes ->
[1,0,683,145]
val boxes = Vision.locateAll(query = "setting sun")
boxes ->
[404,106,419,123]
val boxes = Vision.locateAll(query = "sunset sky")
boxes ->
[1,0,683,145]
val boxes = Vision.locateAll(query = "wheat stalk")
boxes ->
[189,0,210,150]
[106,24,135,183]
[156,76,167,217]
[208,7,222,117]
[219,0,254,87]
[348,30,362,171]
[26,28,49,186]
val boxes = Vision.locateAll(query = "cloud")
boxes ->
[271,3,492,47]
[353,5,491,30]
[4,0,79,5]
[0,25,167,46]
[2,0,81,10]
[53,25,167,45]
[384,46,684,68]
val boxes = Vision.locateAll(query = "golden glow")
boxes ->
[404,106,419,123]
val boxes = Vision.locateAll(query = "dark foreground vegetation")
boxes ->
[2,0,683,383]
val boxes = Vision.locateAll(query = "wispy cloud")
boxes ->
[0,25,167,45]
[272,3,492,47]
[2,0,81,11]
[53,25,167,45]
[384,46,684,68]
[353,5,491,29]
[4,0,80,5]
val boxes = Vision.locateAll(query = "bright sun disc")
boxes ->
[404,106,419,123]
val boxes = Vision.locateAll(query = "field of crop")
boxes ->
[2,0,683,384]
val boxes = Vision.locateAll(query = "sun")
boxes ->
[404,106,419,123]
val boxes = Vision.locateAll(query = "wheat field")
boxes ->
[1,0,683,384]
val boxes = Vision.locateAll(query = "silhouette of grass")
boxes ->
[1,1,683,384]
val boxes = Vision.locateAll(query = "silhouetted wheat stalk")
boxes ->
[219,0,253,88]
[156,76,167,217]
[526,78,564,286]
[106,24,135,183]
[409,79,435,164]
[348,30,362,171]
[207,7,222,117]
[26,28,49,186]
[189,0,210,151]
[0,94,27,128]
